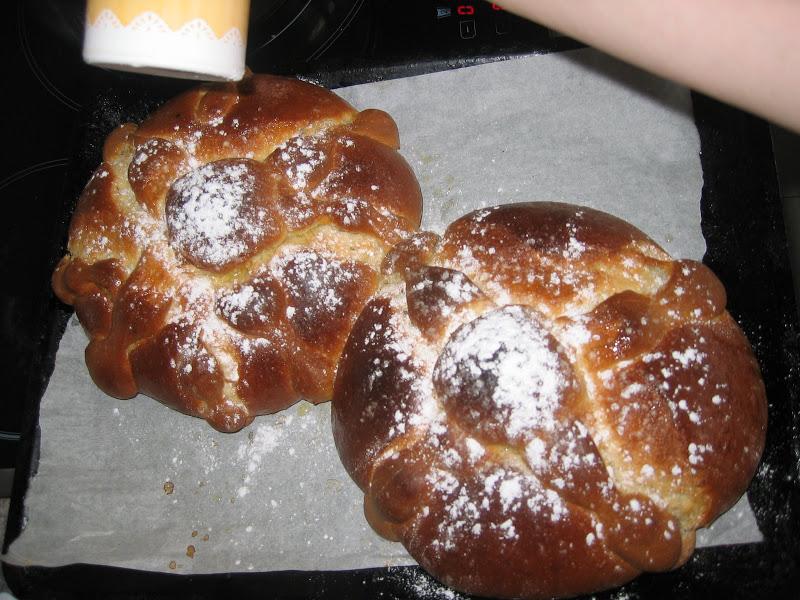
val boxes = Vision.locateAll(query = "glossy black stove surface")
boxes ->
[2,0,799,598]
[0,1,85,469]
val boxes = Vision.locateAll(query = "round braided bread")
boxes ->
[53,74,422,432]
[332,202,766,599]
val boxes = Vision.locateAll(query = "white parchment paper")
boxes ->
[4,48,761,577]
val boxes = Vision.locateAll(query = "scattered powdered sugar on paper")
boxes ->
[236,417,293,497]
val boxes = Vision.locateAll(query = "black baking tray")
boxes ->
[3,56,799,599]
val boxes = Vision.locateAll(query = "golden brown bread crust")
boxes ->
[331,202,767,599]
[52,74,423,432]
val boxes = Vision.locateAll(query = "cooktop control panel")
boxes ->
[246,0,571,74]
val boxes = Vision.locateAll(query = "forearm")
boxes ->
[497,0,800,132]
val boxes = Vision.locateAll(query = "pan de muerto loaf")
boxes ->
[332,202,766,599]
[52,74,422,432]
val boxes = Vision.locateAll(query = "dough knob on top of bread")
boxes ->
[52,74,423,432]
[332,202,767,599]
